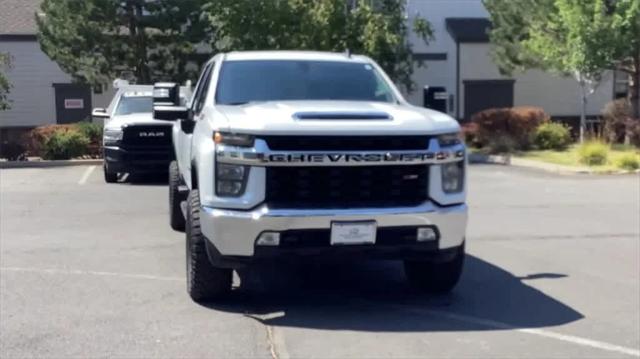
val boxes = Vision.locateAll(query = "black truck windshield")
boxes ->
[215,60,396,105]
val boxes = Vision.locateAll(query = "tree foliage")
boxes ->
[37,0,432,93]
[0,52,11,111]
[37,0,211,86]
[205,0,433,92]
[484,0,640,117]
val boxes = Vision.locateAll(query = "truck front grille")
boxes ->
[121,124,172,149]
[265,165,429,208]
[262,136,431,151]
[120,124,174,164]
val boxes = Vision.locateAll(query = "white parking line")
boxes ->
[383,304,640,357]
[78,165,96,185]
[0,266,182,282]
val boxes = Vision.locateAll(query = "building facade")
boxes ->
[0,0,113,151]
[405,0,620,121]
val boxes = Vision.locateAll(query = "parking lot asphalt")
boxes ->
[0,165,639,358]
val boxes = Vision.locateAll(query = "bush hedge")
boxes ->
[42,130,90,160]
[27,123,99,160]
[578,141,609,166]
[534,122,572,150]
[617,153,640,171]
[602,99,640,148]
[469,106,549,152]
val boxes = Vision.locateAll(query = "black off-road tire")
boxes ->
[404,243,465,294]
[103,163,118,183]
[186,189,232,302]
[169,161,186,231]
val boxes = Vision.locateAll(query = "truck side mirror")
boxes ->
[91,108,109,118]
[153,105,192,121]
[153,82,180,106]
[153,82,192,122]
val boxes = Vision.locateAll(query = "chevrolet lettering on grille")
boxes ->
[216,147,465,167]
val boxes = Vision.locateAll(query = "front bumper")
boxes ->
[104,146,174,173]
[200,202,467,264]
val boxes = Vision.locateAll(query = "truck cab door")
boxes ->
[180,61,215,189]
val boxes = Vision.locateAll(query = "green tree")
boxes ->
[0,52,11,111]
[37,0,211,86]
[205,0,432,93]
[485,0,640,140]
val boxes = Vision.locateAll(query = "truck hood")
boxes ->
[104,113,172,129]
[216,101,459,135]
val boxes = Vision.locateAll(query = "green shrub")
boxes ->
[577,141,609,166]
[75,122,102,144]
[534,122,572,150]
[42,130,90,160]
[617,153,640,171]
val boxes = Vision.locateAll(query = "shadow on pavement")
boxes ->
[202,255,582,332]
[123,173,168,186]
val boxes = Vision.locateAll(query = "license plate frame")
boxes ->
[330,221,377,245]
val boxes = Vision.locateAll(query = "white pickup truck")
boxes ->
[153,51,468,302]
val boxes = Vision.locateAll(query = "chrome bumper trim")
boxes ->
[200,202,467,257]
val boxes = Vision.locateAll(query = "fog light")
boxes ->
[417,227,437,242]
[257,232,280,246]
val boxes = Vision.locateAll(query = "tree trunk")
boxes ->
[134,2,149,84]
[579,78,587,143]
[630,57,640,119]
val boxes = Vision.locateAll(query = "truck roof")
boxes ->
[223,50,370,63]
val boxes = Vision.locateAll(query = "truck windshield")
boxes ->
[115,95,187,115]
[115,96,153,115]
[215,60,396,105]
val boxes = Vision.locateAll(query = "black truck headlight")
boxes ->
[103,128,123,146]
[441,161,464,193]
[216,163,249,197]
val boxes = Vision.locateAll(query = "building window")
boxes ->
[613,70,630,99]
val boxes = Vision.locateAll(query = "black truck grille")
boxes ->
[262,136,431,151]
[121,124,172,149]
[120,124,174,165]
[266,165,429,208]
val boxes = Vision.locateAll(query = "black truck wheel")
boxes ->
[169,161,186,231]
[186,189,232,302]
[404,243,465,294]
[103,163,118,183]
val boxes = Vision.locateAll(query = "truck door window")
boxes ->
[192,62,215,115]
[190,62,213,114]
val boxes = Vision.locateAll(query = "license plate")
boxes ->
[330,221,377,245]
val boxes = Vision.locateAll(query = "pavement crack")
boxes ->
[245,312,289,359]
[265,324,279,359]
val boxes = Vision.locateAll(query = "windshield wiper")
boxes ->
[225,101,252,106]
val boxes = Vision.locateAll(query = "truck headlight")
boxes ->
[437,133,461,147]
[216,163,249,197]
[103,128,123,146]
[213,132,255,147]
[441,161,464,193]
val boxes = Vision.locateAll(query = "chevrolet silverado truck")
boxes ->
[153,51,468,302]
[93,81,190,183]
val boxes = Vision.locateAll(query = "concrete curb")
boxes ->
[469,152,640,175]
[0,159,102,169]
[468,153,511,165]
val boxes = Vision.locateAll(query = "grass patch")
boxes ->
[515,144,640,172]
